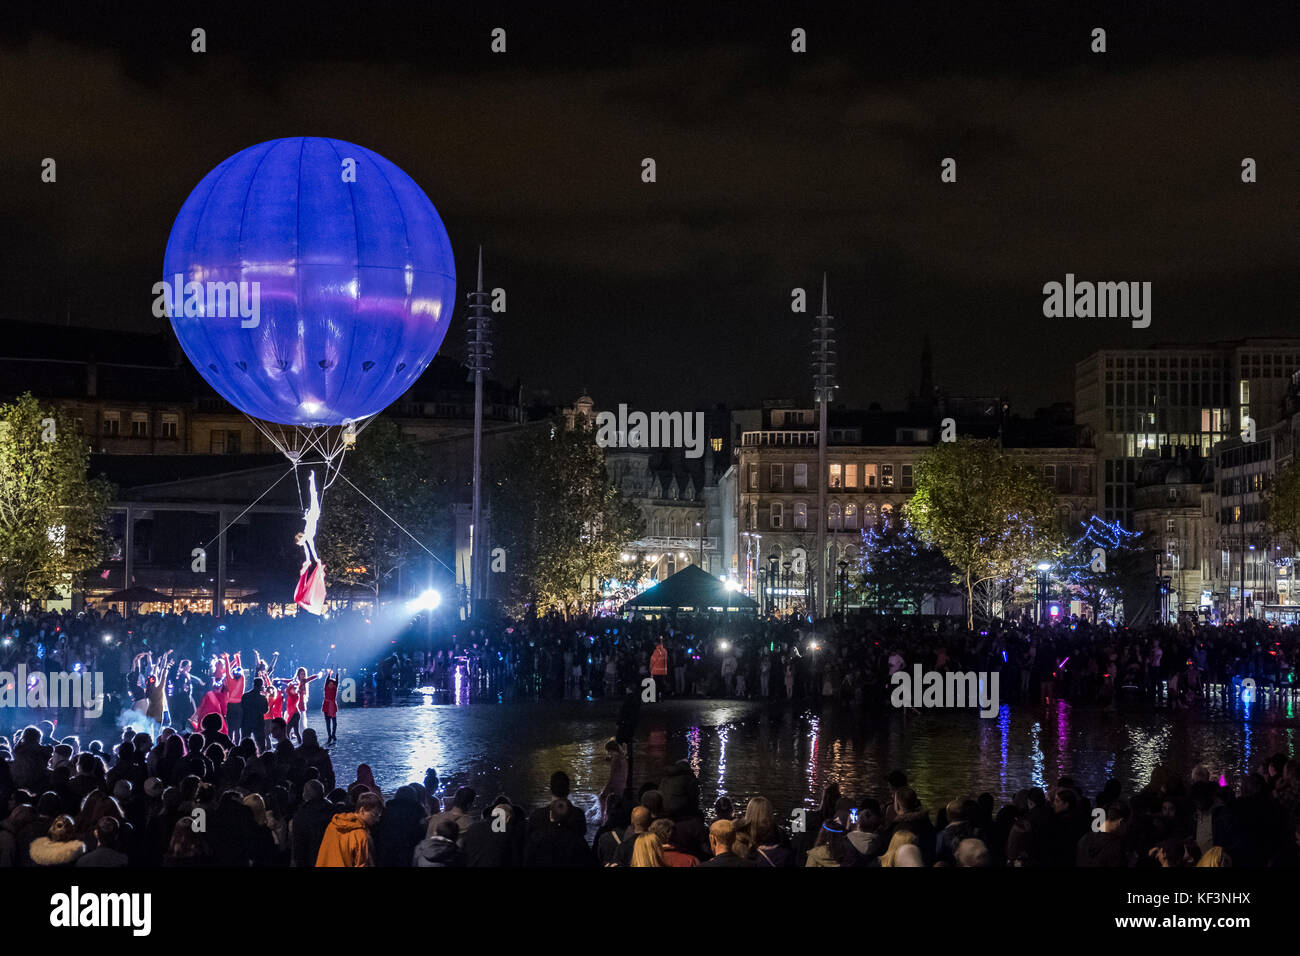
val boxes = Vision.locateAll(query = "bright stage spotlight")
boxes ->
[407,589,442,613]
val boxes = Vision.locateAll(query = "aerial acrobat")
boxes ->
[294,470,326,615]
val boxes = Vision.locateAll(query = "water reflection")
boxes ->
[331,696,1300,835]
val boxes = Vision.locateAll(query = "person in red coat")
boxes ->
[321,670,339,745]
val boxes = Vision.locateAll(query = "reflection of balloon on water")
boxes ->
[163,137,456,610]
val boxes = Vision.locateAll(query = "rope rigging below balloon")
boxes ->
[241,413,376,616]
[244,413,377,494]
[203,414,452,612]
[333,471,457,577]
[198,465,298,555]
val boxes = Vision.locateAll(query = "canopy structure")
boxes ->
[621,565,758,613]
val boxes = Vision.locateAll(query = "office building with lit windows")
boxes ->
[1075,339,1300,527]
[733,403,1097,612]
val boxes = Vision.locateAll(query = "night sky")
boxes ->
[3,1,1299,414]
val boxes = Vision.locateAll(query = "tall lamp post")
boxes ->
[466,247,492,618]
[783,560,793,614]
[757,567,767,617]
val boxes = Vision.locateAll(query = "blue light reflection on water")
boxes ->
[330,694,1300,836]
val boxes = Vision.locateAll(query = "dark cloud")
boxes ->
[2,3,1298,413]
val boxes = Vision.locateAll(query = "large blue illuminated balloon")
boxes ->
[164,137,455,426]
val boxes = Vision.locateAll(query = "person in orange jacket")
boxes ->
[650,637,669,699]
[315,792,383,867]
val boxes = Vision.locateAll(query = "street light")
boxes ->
[837,559,849,614]
[1036,562,1051,623]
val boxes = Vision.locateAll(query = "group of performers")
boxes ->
[129,649,340,747]
[121,472,341,745]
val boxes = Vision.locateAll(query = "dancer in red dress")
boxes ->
[321,669,339,745]
[293,470,327,615]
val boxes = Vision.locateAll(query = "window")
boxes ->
[1043,464,1056,485]
[1166,486,1178,503]
[794,463,808,489]
[748,503,757,530]
[793,502,807,530]
[1240,380,1250,404]
[844,503,858,529]
[828,464,843,489]
[1073,466,1091,495]
[130,412,149,437]
[103,411,120,436]
[901,464,913,490]
[770,502,783,529]
[748,466,758,491]
[710,438,722,453]
[864,464,878,489]
[844,463,858,489]
[827,502,842,530]
[161,414,178,438]
[211,429,242,454]
[1166,518,1176,533]
[771,464,784,491]
[881,464,894,489]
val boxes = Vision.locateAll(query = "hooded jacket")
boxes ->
[414,835,465,867]
[315,813,373,867]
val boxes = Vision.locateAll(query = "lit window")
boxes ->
[828,464,842,489]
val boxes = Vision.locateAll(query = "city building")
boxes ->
[1075,338,1300,527]
[563,394,731,583]
[1131,446,1213,621]
[733,400,1098,613]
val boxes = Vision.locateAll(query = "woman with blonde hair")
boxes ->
[630,831,666,867]
[879,829,919,867]
[1196,846,1232,867]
